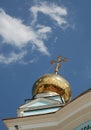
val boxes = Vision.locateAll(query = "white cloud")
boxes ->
[0,51,27,64]
[0,1,69,64]
[0,8,50,55]
[30,2,67,26]
[19,58,38,65]
[37,25,51,39]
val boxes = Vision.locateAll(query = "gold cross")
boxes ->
[51,56,67,74]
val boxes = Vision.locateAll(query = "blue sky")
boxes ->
[0,0,91,129]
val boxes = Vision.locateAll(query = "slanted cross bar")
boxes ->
[51,56,67,74]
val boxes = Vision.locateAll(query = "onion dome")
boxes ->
[32,56,72,103]
[32,74,71,103]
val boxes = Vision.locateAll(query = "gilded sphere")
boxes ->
[32,74,71,103]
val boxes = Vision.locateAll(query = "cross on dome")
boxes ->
[51,56,68,74]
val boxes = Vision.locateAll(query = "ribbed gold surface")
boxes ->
[32,74,71,103]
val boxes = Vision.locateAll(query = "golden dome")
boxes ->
[32,74,71,103]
